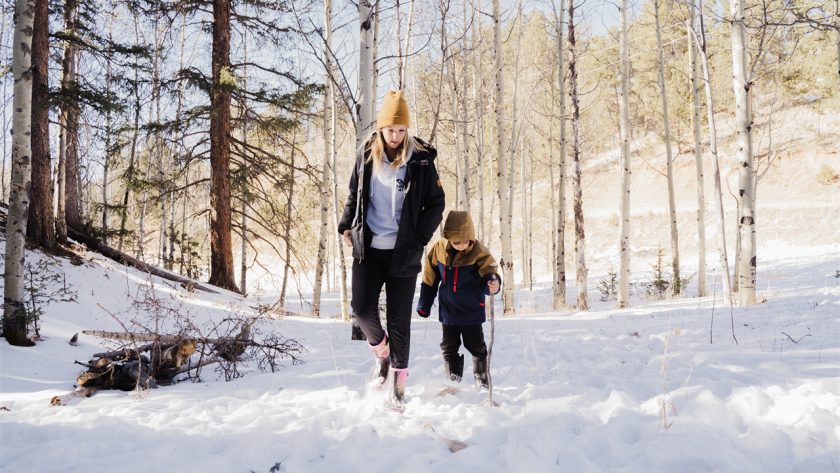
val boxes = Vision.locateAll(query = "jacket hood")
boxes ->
[442,210,475,243]
[409,137,437,162]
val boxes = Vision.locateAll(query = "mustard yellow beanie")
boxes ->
[377,90,411,129]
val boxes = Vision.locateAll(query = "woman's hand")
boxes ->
[342,229,352,247]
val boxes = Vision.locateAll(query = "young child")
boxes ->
[416,210,501,388]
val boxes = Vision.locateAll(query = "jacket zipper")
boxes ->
[453,267,459,293]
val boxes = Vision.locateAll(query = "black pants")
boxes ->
[440,323,487,362]
[351,248,417,370]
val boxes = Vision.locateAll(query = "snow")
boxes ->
[1,240,838,473]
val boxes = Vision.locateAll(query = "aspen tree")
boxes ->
[313,0,335,317]
[654,0,680,296]
[552,0,568,310]
[3,0,37,346]
[493,0,515,315]
[692,0,733,303]
[687,1,707,297]
[357,0,377,148]
[568,0,588,310]
[730,0,757,305]
[617,0,631,308]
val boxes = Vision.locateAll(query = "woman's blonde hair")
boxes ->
[365,132,426,176]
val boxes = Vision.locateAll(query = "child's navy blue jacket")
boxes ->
[417,239,501,325]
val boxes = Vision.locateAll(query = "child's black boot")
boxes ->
[444,354,464,382]
[473,355,489,389]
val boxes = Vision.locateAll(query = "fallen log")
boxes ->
[66,225,220,294]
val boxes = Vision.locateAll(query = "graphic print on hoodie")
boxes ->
[367,151,410,250]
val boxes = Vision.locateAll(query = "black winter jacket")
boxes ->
[338,136,446,277]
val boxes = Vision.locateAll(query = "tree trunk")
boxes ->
[654,0,680,297]
[3,0,37,347]
[0,0,7,202]
[62,0,81,232]
[357,0,376,147]
[137,129,153,260]
[836,0,839,78]
[568,0,588,311]
[169,11,187,271]
[26,0,53,250]
[552,0,567,310]
[237,32,249,295]
[694,1,733,304]
[507,0,523,243]
[56,113,67,244]
[729,0,756,306]
[330,84,350,320]
[312,0,334,317]
[617,0,631,308]
[493,0,515,316]
[279,133,296,309]
[687,5,707,297]
[102,27,113,244]
[471,0,486,241]
[208,0,238,292]
[117,13,143,254]
[54,0,81,239]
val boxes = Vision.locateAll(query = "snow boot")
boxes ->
[370,337,390,384]
[393,368,409,404]
[473,356,489,389]
[444,354,464,383]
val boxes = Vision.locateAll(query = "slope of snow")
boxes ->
[1,241,838,473]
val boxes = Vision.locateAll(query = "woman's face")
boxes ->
[381,126,407,150]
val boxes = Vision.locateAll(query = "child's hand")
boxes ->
[488,277,500,295]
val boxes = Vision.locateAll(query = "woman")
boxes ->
[338,90,445,406]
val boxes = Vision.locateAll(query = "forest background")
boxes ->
[1,0,838,344]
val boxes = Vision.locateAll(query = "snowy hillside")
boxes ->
[1,236,838,472]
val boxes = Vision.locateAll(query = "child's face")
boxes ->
[450,240,470,251]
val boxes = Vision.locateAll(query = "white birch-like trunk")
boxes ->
[493,0,515,315]
[836,0,839,78]
[617,0,631,308]
[451,65,466,208]
[471,0,486,241]
[507,0,523,239]
[312,0,334,317]
[1,0,8,202]
[730,0,757,306]
[330,86,349,320]
[693,2,732,303]
[552,0,568,310]
[397,0,416,90]
[687,4,707,297]
[279,134,296,309]
[520,140,529,288]
[4,0,36,346]
[458,4,471,213]
[357,0,376,147]
[654,0,680,297]
[569,0,588,311]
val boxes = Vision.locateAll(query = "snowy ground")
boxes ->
[1,242,839,473]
